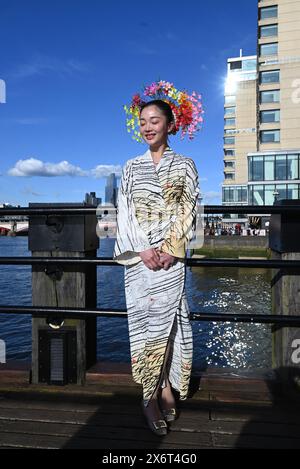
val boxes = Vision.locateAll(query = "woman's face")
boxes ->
[139,105,173,146]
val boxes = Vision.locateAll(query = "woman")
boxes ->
[113,99,200,436]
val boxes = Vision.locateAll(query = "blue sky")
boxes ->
[0,0,257,206]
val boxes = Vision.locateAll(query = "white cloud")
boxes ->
[8,158,88,177]
[7,158,122,179]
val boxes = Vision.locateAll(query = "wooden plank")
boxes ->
[1,395,300,449]
[3,401,300,443]
[0,431,155,449]
[2,417,299,449]
[169,414,300,440]
[208,419,300,439]
[31,248,97,385]
[212,432,300,449]
[271,251,300,379]
[211,405,300,425]
[0,402,211,427]
[0,384,142,404]
[209,390,274,405]
[0,399,136,415]
[0,419,213,449]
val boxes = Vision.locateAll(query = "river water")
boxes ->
[0,236,272,371]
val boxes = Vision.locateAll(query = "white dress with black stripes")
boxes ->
[113,145,200,407]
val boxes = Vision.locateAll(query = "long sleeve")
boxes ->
[159,158,200,258]
[113,160,152,266]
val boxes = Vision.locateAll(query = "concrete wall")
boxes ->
[202,235,268,249]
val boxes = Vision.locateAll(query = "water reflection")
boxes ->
[0,237,272,370]
[187,265,272,370]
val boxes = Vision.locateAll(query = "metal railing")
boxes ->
[0,203,300,327]
[0,203,299,215]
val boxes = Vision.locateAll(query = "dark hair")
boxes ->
[139,99,175,141]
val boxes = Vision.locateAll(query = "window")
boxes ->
[224,173,235,180]
[225,95,236,105]
[224,129,235,135]
[242,59,257,71]
[250,153,299,182]
[224,149,235,156]
[250,185,264,205]
[260,90,280,103]
[225,161,235,168]
[230,61,242,70]
[275,154,287,180]
[236,187,247,203]
[225,118,236,127]
[249,156,264,181]
[249,183,300,206]
[265,155,275,180]
[224,106,236,116]
[260,110,280,123]
[260,43,278,56]
[260,130,280,143]
[287,184,299,199]
[224,136,235,145]
[287,154,299,180]
[223,186,247,203]
[223,187,235,202]
[260,70,280,84]
[260,24,278,38]
[265,185,275,205]
[276,184,287,200]
[260,6,278,20]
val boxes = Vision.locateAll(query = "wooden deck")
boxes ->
[0,363,300,449]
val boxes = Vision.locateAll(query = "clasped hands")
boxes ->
[139,247,177,271]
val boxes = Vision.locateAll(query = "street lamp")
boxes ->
[273,189,279,203]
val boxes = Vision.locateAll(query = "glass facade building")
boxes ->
[248,152,300,205]
[222,1,300,210]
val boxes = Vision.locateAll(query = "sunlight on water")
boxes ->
[0,237,272,370]
[188,265,272,370]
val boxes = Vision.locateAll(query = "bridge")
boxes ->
[0,221,28,235]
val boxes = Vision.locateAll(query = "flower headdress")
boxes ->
[123,80,204,143]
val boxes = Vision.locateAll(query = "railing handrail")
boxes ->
[0,304,300,327]
[0,256,299,269]
[0,203,300,216]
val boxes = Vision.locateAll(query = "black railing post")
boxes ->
[269,199,300,391]
[28,203,99,385]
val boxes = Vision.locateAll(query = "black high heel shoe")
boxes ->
[161,406,177,422]
[141,400,168,436]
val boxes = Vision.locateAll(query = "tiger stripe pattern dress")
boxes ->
[113,145,200,407]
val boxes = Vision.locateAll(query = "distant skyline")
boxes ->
[0,0,257,206]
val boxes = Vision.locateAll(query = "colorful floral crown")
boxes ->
[123,80,204,143]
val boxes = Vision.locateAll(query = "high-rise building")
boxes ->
[223,52,258,208]
[105,173,118,207]
[223,0,300,210]
[84,192,102,206]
